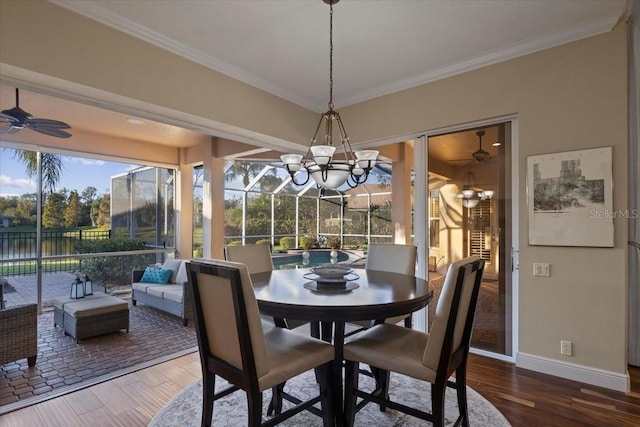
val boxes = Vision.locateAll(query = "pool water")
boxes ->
[272,250,350,270]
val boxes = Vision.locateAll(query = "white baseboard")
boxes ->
[516,352,630,392]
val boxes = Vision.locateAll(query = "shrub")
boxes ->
[75,236,153,287]
[327,237,341,249]
[279,237,295,249]
[226,240,242,246]
[299,236,318,250]
[255,239,272,246]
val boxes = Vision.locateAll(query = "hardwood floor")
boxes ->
[1,352,639,426]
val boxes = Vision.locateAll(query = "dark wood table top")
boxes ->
[251,267,432,323]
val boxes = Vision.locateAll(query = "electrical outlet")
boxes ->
[561,340,572,356]
[533,262,550,277]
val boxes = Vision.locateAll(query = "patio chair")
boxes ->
[1,303,38,367]
[347,243,417,334]
[343,256,485,427]
[186,259,335,426]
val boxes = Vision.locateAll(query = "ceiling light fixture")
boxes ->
[456,168,493,209]
[472,130,490,163]
[281,0,378,190]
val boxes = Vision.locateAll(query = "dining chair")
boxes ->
[347,243,417,334]
[224,244,307,330]
[343,256,485,427]
[186,258,335,427]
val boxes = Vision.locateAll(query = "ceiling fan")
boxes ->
[448,129,495,165]
[0,88,71,138]
[471,130,490,162]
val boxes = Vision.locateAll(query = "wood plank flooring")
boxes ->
[1,352,639,426]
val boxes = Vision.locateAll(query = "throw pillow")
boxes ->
[162,258,183,283]
[140,267,172,284]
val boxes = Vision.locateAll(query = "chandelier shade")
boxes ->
[457,168,493,208]
[280,0,378,190]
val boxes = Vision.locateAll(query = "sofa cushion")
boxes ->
[162,289,183,304]
[147,284,183,299]
[140,267,172,284]
[132,282,156,293]
[163,258,183,283]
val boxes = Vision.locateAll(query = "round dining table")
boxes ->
[251,267,432,426]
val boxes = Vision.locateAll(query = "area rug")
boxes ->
[150,370,511,426]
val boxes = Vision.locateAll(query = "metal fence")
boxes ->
[0,230,112,276]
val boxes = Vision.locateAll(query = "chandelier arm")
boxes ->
[290,171,310,186]
[324,111,332,146]
[310,114,324,146]
[334,113,357,163]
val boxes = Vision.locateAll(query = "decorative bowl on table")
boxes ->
[303,265,359,292]
[311,265,353,280]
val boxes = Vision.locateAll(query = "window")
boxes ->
[429,189,440,249]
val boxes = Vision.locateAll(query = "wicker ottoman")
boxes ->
[54,293,129,341]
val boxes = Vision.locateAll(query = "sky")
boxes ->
[0,147,140,197]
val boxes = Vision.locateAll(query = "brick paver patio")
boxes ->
[0,276,197,414]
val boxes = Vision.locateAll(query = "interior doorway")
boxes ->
[427,123,513,356]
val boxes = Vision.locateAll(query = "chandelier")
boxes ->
[280,0,378,190]
[457,169,494,208]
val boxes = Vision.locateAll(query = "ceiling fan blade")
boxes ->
[27,117,71,129]
[0,125,21,134]
[29,126,72,138]
[0,111,20,124]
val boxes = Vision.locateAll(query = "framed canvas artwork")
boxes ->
[527,146,613,247]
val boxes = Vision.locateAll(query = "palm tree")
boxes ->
[14,150,63,193]
[224,161,265,187]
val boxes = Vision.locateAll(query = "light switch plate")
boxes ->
[533,263,550,277]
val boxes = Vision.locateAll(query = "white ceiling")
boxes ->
[53,0,626,112]
[0,0,628,157]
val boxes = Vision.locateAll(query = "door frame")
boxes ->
[414,116,519,363]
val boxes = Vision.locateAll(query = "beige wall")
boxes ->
[0,2,629,382]
[342,26,628,375]
[0,0,317,159]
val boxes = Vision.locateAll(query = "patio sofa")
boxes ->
[1,303,37,366]
[131,259,193,326]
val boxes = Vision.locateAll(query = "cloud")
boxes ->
[0,174,36,191]
[65,157,106,167]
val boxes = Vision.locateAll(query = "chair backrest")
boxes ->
[224,244,274,275]
[422,256,484,373]
[187,259,269,382]
[365,243,417,275]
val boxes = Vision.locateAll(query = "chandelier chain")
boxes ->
[328,2,334,110]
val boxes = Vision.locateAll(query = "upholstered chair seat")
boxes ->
[343,256,485,427]
[187,258,335,427]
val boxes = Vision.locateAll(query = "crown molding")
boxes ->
[339,11,622,107]
[52,1,621,111]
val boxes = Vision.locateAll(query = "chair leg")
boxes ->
[316,362,335,427]
[267,383,284,416]
[202,372,215,427]
[431,382,446,427]
[344,360,360,427]
[403,314,412,328]
[27,355,37,367]
[371,367,390,412]
[456,365,470,427]
[247,389,263,427]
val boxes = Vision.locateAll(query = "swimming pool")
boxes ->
[272,250,350,270]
